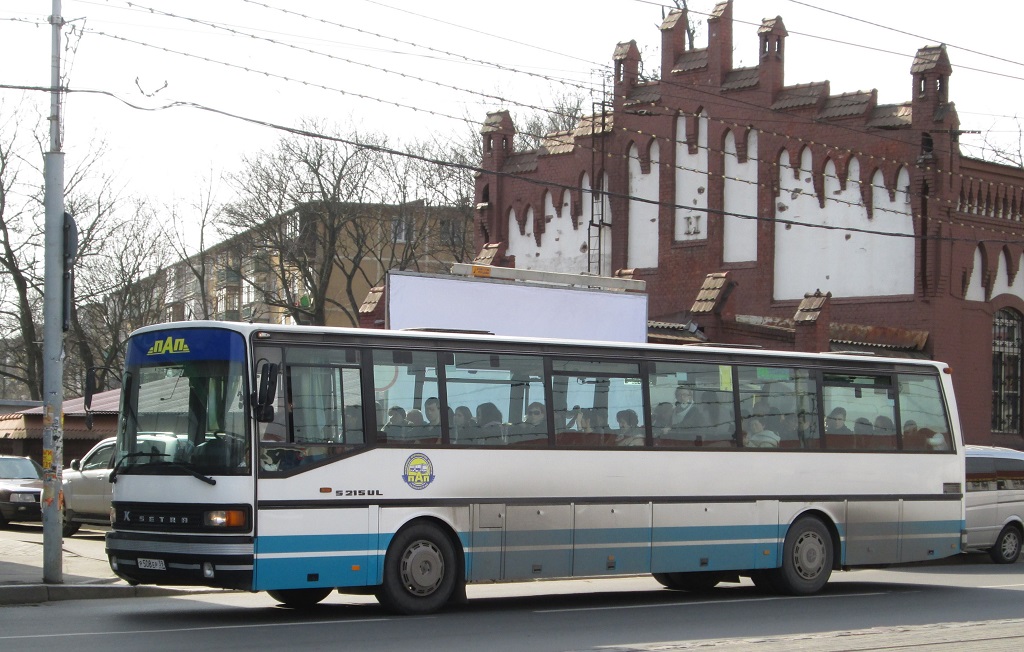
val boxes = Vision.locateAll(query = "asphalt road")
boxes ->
[1,542,1023,652]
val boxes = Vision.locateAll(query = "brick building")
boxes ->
[473,1,1024,447]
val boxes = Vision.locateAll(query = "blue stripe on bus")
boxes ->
[253,518,964,591]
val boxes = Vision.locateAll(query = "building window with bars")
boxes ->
[992,308,1023,434]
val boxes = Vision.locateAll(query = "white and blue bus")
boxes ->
[103,321,965,614]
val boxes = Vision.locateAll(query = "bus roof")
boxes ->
[129,320,949,372]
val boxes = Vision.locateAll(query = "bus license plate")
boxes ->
[138,558,166,571]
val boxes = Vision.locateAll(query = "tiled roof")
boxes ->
[818,91,874,119]
[868,103,913,128]
[911,45,949,73]
[660,10,685,31]
[540,131,575,155]
[359,285,384,315]
[502,152,539,174]
[758,16,787,36]
[672,49,708,73]
[625,83,662,105]
[721,67,759,91]
[691,272,731,314]
[794,290,830,323]
[771,82,828,110]
[481,110,514,134]
[573,114,614,137]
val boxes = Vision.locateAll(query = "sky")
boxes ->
[2,0,1023,226]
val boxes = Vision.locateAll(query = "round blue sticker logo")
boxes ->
[402,452,435,490]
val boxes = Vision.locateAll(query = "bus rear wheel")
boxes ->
[652,571,720,592]
[376,522,457,615]
[769,516,833,595]
[268,587,333,608]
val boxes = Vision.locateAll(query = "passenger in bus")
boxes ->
[671,384,700,428]
[874,415,896,435]
[854,417,873,435]
[652,402,675,436]
[615,409,644,446]
[424,397,441,426]
[743,414,780,448]
[452,406,474,443]
[475,402,505,444]
[383,406,408,441]
[825,407,852,434]
[513,401,547,440]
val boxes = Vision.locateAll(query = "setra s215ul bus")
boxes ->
[103,321,965,614]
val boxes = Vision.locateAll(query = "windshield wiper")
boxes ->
[149,460,217,486]
[109,452,216,485]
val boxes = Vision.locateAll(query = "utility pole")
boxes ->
[42,0,65,584]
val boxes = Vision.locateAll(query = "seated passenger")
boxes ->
[615,409,643,446]
[854,417,873,435]
[743,415,780,448]
[652,402,675,437]
[473,402,505,444]
[451,406,475,444]
[511,401,547,441]
[825,407,852,435]
[383,406,408,441]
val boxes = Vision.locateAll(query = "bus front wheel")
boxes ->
[377,522,458,615]
[268,587,332,608]
[770,516,833,595]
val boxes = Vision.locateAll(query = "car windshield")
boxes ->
[0,458,43,480]
[118,328,251,477]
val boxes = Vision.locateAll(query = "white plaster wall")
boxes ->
[506,189,590,275]
[723,130,758,263]
[628,141,660,269]
[774,151,915,300]
[582,172,614,277]
[964,246,986,301]
[675,113,709,241]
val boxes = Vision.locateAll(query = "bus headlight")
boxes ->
[204,509,247,528]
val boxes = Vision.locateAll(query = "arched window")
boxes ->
[993,308,1023,434]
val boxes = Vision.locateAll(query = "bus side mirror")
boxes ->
[255,363,279,422]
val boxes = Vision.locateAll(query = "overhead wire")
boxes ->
[91,1,1024,235]
[7,3,1024,243]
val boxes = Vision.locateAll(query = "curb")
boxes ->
[0,583,223,606]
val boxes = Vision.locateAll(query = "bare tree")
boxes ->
[0,101,169,399]
[980,117,1024,168]
[222,120,384,326]
[515,88,588,151]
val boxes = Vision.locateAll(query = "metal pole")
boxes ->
[42,0,65,584]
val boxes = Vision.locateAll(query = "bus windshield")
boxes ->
[117,328,250,476]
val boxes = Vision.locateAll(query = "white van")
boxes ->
[965,445,1024,563]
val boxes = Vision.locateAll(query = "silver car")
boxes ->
[0,455,44,527]
[61,437,116,536]
[62,433,186,536]
[964,445,1024,564]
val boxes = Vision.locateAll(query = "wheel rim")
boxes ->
[399,539,445,597]
[792,529,827,581]
[1002,531,1020,560]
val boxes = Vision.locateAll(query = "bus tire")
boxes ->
[989,525,1023,564]
[652,571,719,592]
[268,588,332,608]
[377,521,457,615]
[771,516,833,595]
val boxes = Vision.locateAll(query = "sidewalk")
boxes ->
[0,530,211,605]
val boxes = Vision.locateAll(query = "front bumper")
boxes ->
[106,530,254,590]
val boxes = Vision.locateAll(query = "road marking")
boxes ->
[0,617,395,641]
[536,591,889,613]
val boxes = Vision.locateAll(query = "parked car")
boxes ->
[61,437,116,536]
[62,433,189,536]
[964,445,1024,564]
[0,455,44,527]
